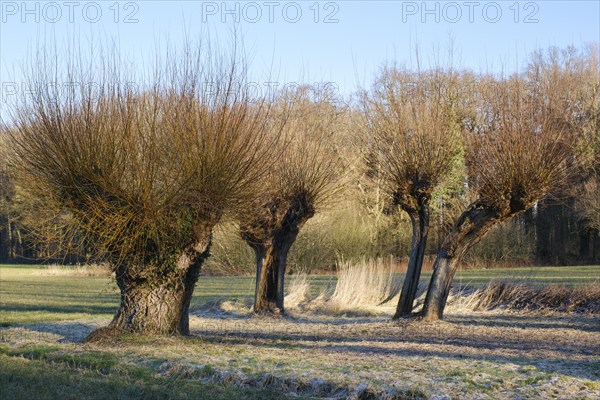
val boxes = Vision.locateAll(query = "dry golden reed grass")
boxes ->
[285,261,600,316]
[449,280,600,314]
[34,263,112,277]
[285,257,403,315]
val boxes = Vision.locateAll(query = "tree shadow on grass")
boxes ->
[190,329,599,381]
[191,320,598,356]
[447,313,600,333]
[0,354,285,400]
[0,303,117,315]
[188,312,600,381]
[1,320,109,343]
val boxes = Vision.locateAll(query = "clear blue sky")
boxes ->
[1,0,599,103]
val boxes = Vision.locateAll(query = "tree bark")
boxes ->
[241,196,313,316]
[252,226,299,315]
[103,238,211,336]
[394,204,430,319]
[15,227,22,259]
[421,202,508,321]
[253,245,282,314]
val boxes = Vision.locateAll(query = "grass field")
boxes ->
[1,264,598,326]
[1,264,599,399]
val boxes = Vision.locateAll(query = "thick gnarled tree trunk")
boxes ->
[422,202,511,321]
[242,197,311,316]
[394,205,430,319]
[94,239,211,337]
[251,225,300,315]
[253,245,280,313]
[420,248,461,321]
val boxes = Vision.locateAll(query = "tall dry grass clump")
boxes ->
[316,258,403,314]
[35,263,112,277]
[282,258,403,315]
[330,258,402,307]
[448,280,600,314]
[283,274,312,309]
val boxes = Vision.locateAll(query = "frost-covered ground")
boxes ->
[2,308,598,399]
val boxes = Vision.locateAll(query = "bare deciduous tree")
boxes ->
[240,86,341,315]
[422,72,586,320]
[7,40,279,335]
[362,67,462,318]
[534,45,600,244]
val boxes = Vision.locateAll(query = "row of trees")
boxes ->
[364,45,598,319]
[3,176,599,267]
[1,40,598,333]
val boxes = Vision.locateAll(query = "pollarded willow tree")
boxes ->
[240,86,341,315]
[362,67,463,319]
[422,69,591,320]
[7,40,281,335]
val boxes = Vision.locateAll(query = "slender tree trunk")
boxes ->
[552,204,567,265]
[253,247,262,308]
[0,216,7,262]
[7,216,13,259]
[578,222,591,262]
[252,227,299,315]
[394,205,430,319]
[420,248,459,321]
[422,202,508,321]
[536,201,552,263]
[13,226,22,261]
[98,239,211,336]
